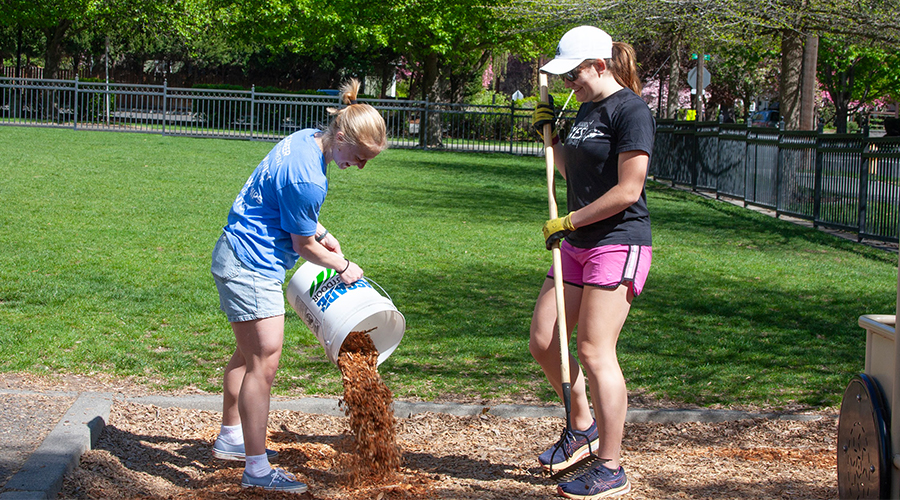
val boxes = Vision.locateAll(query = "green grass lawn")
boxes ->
[0,126,896,409]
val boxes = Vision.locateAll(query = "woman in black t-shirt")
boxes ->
[530,25,655,499]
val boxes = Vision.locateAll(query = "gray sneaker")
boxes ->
[241,468,308,493]
[212,437,278,461]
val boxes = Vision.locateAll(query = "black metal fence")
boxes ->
[651,119,900,243]
[4,77,898,243]
[0,77,578,155]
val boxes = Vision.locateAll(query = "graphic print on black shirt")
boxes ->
[567,120,608,147]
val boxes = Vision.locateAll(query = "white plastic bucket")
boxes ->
[286,261,405,367]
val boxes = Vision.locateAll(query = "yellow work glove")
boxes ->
[542,213,575,250]
[532,97,559,145]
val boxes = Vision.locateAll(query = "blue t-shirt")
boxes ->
[223,129,327,282]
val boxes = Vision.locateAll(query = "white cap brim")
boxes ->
[540,58,584,75]
[541,26,613,75]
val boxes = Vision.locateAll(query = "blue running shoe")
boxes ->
[557,464,631,499]
[539,421,600,471]
[241,468,308,493]
[212,437,278,461]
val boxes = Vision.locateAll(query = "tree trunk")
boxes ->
[800,34,819,130]
[422,52,442,147]
[379,62,391,98]
[44,19,73,80]
[666,38,682,119]
[780,29,804,130]
[492,51,500,92]
[72,53,82,79]
[15,25,23,78]
[821,61,854,134]
[833,69,854,134]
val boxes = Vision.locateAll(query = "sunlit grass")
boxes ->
[0,126,896,409]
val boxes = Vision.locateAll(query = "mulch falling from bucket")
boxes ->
[337,328,401,484]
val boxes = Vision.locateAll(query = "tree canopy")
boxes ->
[2,0,899,121]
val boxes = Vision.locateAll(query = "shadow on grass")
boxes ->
[629,184,896,407]
[647,182,897,264]
[350,152,552,225]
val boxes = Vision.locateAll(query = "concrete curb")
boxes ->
[0,390,834,500]
[0,393,112,500]
[127,394,831,422]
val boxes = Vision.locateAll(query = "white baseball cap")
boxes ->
[540,26,613,75]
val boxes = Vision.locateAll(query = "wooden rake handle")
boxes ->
[539,74,572,429]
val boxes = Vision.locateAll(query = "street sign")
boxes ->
[687,67,711,90]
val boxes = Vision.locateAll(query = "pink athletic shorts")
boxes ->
[547,242,652,296]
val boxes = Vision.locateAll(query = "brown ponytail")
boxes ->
[321,78,387,153]
[608,42,641,95]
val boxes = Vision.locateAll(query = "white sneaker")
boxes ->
[241,468,308,493]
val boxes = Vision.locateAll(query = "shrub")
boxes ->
[76,78,116,122]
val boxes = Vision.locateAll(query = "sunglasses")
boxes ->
[563,60,596,82]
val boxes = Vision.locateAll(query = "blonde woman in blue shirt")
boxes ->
[210,79,386,494]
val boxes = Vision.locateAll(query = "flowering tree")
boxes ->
[641,78,696,117]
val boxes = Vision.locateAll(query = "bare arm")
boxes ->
[568,150,649,228]
[291,229,363,284]
[549,141,568,180]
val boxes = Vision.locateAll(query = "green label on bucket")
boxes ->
[309,269,338,298]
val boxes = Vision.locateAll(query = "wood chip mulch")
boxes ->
[59,400,838,499]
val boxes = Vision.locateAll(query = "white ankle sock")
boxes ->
[245,454,271,477]
[218,424,243,445]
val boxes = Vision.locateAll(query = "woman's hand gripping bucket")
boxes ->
[286,262,406,367]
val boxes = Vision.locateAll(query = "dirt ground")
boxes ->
[0,372,838,499]
[58,400,838,500]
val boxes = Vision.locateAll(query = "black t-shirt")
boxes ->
[561,88,655,248]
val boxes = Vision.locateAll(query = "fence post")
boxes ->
[690,122,698,190]
[713,122,721,197]
[858,133,871,241]
[249,85,256,140]
[162,79,168,137]
[813,130,824,228]
[775,126,784,216]
[509,101,515,154]
[420,97,428,149]
[671,121,678,188]
[744,119,751,206]
[73,77,79,131]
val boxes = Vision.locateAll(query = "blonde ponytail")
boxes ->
[338,78,361,105]
[321,78,387,152]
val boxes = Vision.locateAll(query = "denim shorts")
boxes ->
[547,242,652,296]
[211,233,285,323]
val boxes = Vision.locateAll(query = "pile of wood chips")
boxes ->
[336,329,401,483]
